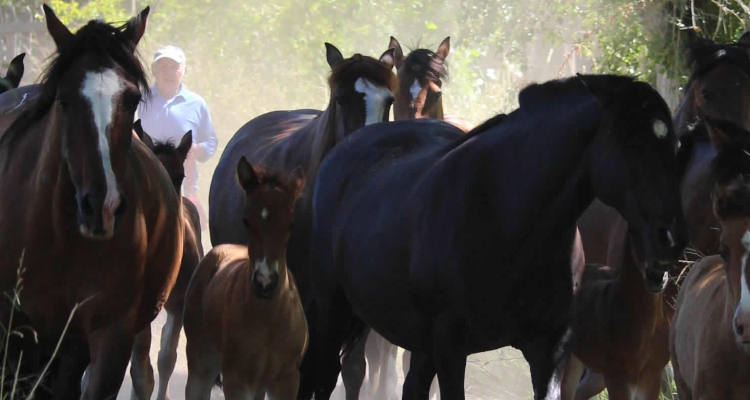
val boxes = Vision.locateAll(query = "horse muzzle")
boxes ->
[77,191,126,240]
[642,262,670,293]
[252,269,279,300]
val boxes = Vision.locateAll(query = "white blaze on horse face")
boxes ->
[740,231,750,315]
[354,77,394,126]
[410,79,422,101]
[81,69,124,232]
[261,208,269,220]
[253,257,278,288]
[653,119,668,140]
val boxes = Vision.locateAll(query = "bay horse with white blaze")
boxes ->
[185,157,307,400]
[564,30,750,399]
[304,74,687,400]
[0,5,183,399]
[130,120,205,400]
[670,117,750,399]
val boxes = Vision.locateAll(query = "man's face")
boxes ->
[153,58,184,94]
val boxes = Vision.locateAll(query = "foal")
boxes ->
[131,120,205,400]
[671,118,750,399]
[184,157,307,400]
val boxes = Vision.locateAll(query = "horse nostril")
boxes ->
[80,193,95,215]
[737,321,745,336]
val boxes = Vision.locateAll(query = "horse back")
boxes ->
[209,109,320,247]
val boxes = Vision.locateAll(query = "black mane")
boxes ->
[685,33,750,81]
[0,18,149,152]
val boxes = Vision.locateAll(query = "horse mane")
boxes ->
[0,18,150,154]
[149,139,180,157]
[328,54,399,94]
[401,47,449,83]
[458,74,650,144]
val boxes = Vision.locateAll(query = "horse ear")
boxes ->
[436,36,451,60]
[325,43,344,68]
[42,4,73,48]
[133,119,154,150]
[177,130,193,162]
[237,156,260,192]
[379,48,396,70]
[739,32,750,45]
[389,36,404,69]
[124,6,150,50]
[288,165,306,197]
[5,53,24,89]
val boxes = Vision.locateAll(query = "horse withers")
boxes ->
[304,74,687,400]
[185,157,307,400]
[130,120,205,400]
[0,5,183,399]
[671,117,750,399]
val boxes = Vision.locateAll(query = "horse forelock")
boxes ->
[0,18,149,156]
[328,54,398,95]
[246,164,303,198]
[400,48,448,85]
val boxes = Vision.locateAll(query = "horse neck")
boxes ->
[303,99,338,203]
[617,235,664,308]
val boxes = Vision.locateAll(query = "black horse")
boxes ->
[302,74,689,400]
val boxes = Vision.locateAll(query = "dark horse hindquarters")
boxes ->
[305,75,687,400]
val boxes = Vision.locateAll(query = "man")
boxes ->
[137,45,218,230]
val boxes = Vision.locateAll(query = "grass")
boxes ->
[0,249,93,399]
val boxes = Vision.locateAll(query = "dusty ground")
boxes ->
[116,308,535,400]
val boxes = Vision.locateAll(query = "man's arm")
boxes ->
[192,100,218,163]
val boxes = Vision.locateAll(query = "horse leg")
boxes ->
[575,368,606,400]
[602,375,635,400]
[402,351,437,400]
[84,322,137,400]
[558,353,585,400]
[313,293,359,400]
[49,340,90,400]
[373,335,400,400]
[129,325,155,400]
[519,328,572,400]
[221,370,260,400]
[184,331,221,400]
[432,315,467,400]
[266,369,301,400]
[341,326,368,400]
[156,310,183,400]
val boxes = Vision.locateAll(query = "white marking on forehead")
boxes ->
[81,69,124,220]
[653,119,668,140]
[739,231,750,316]
[410,79,422,101]
[261,208,269,220]
[354,77,394,126]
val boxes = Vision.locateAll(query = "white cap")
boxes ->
[152,45,185,67]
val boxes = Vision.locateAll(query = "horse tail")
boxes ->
[214,374,223,389]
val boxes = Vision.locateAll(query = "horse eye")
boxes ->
[56,97,69,108]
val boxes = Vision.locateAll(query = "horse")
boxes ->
[0,52,25,94]
[343,35,477,400]
[129,120,205,400]
[303,73,688,400]
[563,30,750,399]
[185,157,307,400]
[670,117,750,399]
[390,35,473,132]
[0,5,183,399]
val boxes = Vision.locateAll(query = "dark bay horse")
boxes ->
[566,30,750,399]
[185,157,306,400]
[0,5,183,399]
[0,52,25,94]
[131,120,205,400]
[304,74,687,400]
[670,118,750,399]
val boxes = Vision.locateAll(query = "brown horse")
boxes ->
[0,52,25,94]
[670,118,750,399]
[130,120,205,400]
[390,35,473,132]
[0,5,183,399]
[206,43,397,399]
[562,30,750,399]
[185,157,306,400]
